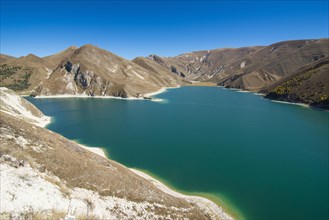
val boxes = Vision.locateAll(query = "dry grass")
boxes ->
[0,111,215,219]
[0,210,66,220]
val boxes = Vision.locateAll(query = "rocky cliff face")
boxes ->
[0,88,232,219]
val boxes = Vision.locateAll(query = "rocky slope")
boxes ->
[1,45,183,98]
[0,88,232,219]
[148,39,329,92]
[0,87,50,126]
[262,57,329,110]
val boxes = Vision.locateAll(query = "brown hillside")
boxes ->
[263,57,329,110]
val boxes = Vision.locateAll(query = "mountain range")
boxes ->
[0,38,328,109]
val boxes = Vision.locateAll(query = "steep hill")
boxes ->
[262,57,329,110]
[0,88,232,219]
[43,46,78,65]
[34,44,183,97]
[1,45,184,98]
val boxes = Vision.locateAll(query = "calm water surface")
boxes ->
[28,87,329,220]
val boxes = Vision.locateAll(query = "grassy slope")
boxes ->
[263,57,329,110]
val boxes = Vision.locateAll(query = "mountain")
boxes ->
[0,45,183,98]
[0,87,232,219]
[1,39,328,107]
[148,46,262,81]
[262,57,329,110]
[35,44,183,97]
[43,46,78,65]
[149,39,329,92]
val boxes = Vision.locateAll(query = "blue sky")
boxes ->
[1,0,328,59]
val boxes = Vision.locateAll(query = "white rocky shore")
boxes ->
[0,87,51,127]
[33,86,179,102]
[0,87,233,220]
[1,159,172,220]
[79,147,232,220]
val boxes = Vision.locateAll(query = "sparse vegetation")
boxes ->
[267,58,329,109]
[0,64,33,91]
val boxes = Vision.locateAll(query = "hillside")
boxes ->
[0,87,232,219]
[1,38,328,107]
[1,45,184,98]
[149,39,328,92]
[0,54,16,63]
[0,54,55,94]
[147,46,261,81]
[35,44,183,97]
[262,57,329,110]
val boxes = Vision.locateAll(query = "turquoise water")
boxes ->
[27,87,329,220]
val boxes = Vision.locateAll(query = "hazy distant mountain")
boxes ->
[149,39,329,92]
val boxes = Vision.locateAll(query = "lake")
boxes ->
[27,86,329,220]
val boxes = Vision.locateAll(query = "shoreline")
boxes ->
[29,85,235,219]
[216,86,321,109]
[33,94,145,100]
[75,142,235,220]
[26,85,180,100]
[130,168,234,220]
[269,99,310,108]
[78,144,107,158]
[186,81,217,87]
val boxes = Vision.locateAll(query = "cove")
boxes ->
[27,86,329,220]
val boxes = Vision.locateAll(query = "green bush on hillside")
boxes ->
[0,65,33,91]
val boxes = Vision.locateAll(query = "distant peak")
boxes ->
[80,44,99,50]
[68,46,78,50]
[25,54,41,59]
